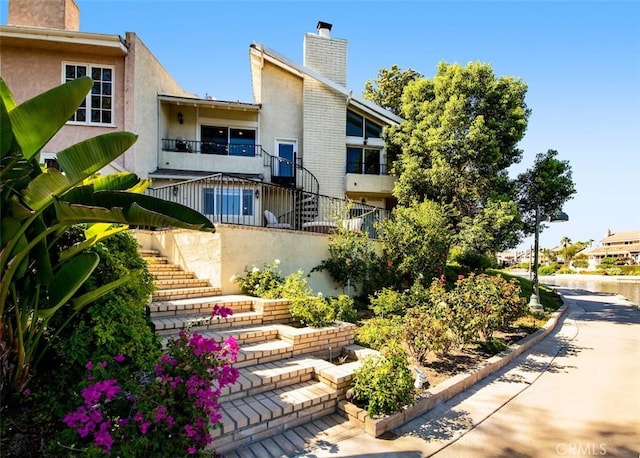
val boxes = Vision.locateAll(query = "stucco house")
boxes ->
[1,1,401,236]
[579,230,640,269]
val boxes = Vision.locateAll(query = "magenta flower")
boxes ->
[113,354,125,363]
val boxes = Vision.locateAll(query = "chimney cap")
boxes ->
[317,21,333,32]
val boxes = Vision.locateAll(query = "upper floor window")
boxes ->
[201,125,256,156]
[346,109,383,139]
[64,63,113,125]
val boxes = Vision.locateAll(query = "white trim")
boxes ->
[62,61,116,127]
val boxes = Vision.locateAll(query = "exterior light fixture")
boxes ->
[529,206,569,312]
[177,112,184,124]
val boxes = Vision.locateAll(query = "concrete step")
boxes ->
[213,380,338,454]
[149,295,254,318]
[152,310,264,336]
[154,278,210,290]
[219,355,333,403]
[151,286,222,301]
[199,324,281,346]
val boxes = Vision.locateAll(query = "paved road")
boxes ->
[298,288,640,458]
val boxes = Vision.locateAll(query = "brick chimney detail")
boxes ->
[303,21,347,87]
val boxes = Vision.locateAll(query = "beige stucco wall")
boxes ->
[125,32,195,178]
[258,62,304,159]
[8,0,79,31]
[132,226,366,297]
[0,43,126,155]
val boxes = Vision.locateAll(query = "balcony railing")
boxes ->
[161,138,261,157]
[346,161,389,175]
[146,173,389,239]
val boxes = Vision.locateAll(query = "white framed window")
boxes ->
[63,63,114,126]
[203,187,254,216]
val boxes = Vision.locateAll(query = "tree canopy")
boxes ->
[365,61,575,256]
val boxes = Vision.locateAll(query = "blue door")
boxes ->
[277,142,295,178]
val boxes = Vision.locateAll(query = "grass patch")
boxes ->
[490,269,564,312]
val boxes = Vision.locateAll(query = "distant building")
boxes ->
[580,230,640,269]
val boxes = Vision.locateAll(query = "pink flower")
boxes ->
[86,361,94,370]
[113,354,125,363]
[188,446,197,454]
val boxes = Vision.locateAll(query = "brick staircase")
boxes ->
[141,248,361,455]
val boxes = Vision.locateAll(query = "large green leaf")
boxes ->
[55,191,215,231]
[22,133,137,211]
[84,172,140,192]
[56,132,137,184]
[70,270,140,311]
[37,252,98,319]
[8,77,93,160]
[0,79,15,157]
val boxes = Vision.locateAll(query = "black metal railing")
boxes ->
[146,173,388,239]
[346,161,389,175]
[262,149,320,196]
[161,138,261,157]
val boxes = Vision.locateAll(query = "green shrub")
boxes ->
[283,271,357,327]
[234,260,284,298]
[597,257,617,269]
[571,256,588,268]
[403,304,455,362]
[355,317,403,350]
[351,342,415,417]
[369,288,405,317]
[620,265,640,276]
[331,295,358,323]
[556,267,575,274]
[538,263,559,275]
[605,267,623,276]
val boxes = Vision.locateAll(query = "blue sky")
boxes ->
[2,1,638,251]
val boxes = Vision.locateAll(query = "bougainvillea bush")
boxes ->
[59,306,239,457]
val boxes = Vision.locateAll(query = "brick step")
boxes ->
[153,310,264,336]
[199,324,281,346]
[213,380,338,454]
[138,249,160,256]
[149,295,254,318]
[153,278,210,290]
[151,271,195,280]
[143,256,168,264]
[151,286,222,301]
[219,355,333,403]
[234,339,294,369]
[146,263,182,273]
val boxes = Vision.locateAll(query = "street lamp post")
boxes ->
[528,206,569,313]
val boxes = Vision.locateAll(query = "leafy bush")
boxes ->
[538,263,560,275]
[312,228,379,295]
[556,268,575,274]
[369,288,405,317]
[58,307,239,457]
[571,256,588,269]
[330,295,358,323]
[355,317,403,350]
[234,260,284,298]
[51,228,160,370]
[378,201,453,287]
[403,304,455,362]
[351,343,415,417]
[597,257,617,269]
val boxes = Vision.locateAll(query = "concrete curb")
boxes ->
[339,301,570,437]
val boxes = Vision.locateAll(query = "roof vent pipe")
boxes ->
[317,21,332,38]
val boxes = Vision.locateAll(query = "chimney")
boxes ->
[8,0,80,31]
[317,21,332,38]
[303,20,348,87]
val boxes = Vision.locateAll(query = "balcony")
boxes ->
[162,138,261,157]
[159,138,263,176]
[345,162,395,197]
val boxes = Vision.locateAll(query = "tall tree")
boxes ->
[516,149,576,235]
[392,61,530,222]
[363,65,422,117]
[560,236,571,264]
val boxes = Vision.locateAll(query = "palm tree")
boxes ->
[560,236,571,265]
[0,77,214,399]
